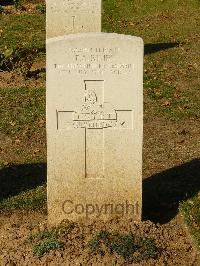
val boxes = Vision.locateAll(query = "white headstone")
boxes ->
[46,0,101,38]
[47,33,143,225]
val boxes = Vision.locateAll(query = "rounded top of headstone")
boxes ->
[46,32,144,47]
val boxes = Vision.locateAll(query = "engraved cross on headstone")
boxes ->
[57,80,133,179]
[72,16,76,29]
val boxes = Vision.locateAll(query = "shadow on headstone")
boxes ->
[0,163,47,201]
[143,159,200,224]
[144,42,180,55]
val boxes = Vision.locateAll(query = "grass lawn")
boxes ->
[0,0,199,256]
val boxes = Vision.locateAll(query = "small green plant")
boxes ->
[0,47,14,70]
[29,223,77,257]
[13,0,22,9]
[180,194,200,249]
[29,230,55,243]
[36,4,46,14]
[88,230,159,262]
[0,5,5,14]
[109,233,140,259]
[33,239,63,257]
[30,229,64,257]
[139,238,160,260]
[0,46,38,76]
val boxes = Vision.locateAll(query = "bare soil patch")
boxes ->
[0,212,199,266]
[1,3,45,15]
[0,60,45,89]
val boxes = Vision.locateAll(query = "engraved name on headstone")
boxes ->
[46,0,101,38]
[47,33,143,225]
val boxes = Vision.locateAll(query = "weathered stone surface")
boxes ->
[47,33,143,225]
[46,0,101,38]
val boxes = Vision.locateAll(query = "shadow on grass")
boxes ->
[0,0,14,6]
[1,159,199,224]
[144,42,180,55]
[0,163,46,202]
[143,159,200,224]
